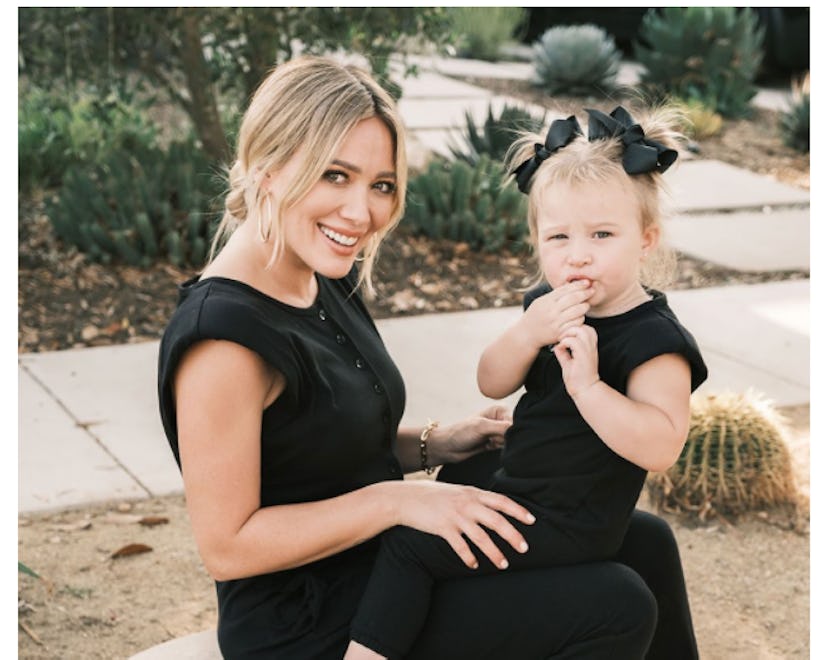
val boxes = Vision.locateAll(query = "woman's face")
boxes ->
[267,116,397,281]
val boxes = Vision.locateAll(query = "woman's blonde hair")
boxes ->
[505,104,685,289]
[211,56,407,295]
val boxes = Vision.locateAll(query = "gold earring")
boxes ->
[258,195,273,242]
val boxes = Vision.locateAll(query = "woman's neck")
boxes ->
[202,221,319,307]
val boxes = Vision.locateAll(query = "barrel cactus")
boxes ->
[531,24,621,96]
[648,391,800,519]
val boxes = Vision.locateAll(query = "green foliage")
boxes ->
[45,139,223,268]
[447,7,527,61]
[635,7,765,118]
[18,84,159,194]
[648,392,799,518]
[450,103,545,167]
[779,75,809,153]
[19,8,454,162]
[531,24,621,95]
[402,156,528,253]
[19,562,40,579]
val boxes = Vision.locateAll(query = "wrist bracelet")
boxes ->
[419,419,439,475]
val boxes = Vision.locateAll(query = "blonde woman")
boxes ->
[158,58,694,659]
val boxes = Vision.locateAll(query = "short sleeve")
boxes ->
[615,313,708,392]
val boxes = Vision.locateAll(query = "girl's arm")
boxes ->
[478,281,594,399]
[555,326,692,472]
[175,341,535,581]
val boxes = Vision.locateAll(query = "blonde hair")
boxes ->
[505,104,685,289]
[211,56,407,296]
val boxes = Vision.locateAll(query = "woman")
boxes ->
[157,56,697,659]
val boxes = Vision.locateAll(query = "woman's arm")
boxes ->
[394,405,512,473]
[555,326,692,471]
[175,341,534,581]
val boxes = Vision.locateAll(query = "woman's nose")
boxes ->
[340,187,371,226]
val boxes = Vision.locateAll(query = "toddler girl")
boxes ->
[346,106,708,660]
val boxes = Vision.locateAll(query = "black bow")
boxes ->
[511,115,582,193]
[585,106,677,175]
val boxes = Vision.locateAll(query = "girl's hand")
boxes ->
[392,479,534,570]
[520,281,594,350]
[554,324,600,399]
[430,405,512,465]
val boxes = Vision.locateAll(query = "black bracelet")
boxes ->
[419,419,439,475]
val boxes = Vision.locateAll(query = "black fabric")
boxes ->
[351,287,707,657]
[440,450,699,660]
[157,270,406,658]
[492,287,707,554]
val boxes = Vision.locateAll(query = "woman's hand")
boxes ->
[390,479,534,570]
[429,405,512,465]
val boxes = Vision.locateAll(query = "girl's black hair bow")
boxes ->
[585,106,678,175]
[511,115,582,193]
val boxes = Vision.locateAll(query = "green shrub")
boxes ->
[449,103,546,167]
[18,84,159,194]
[647,392,800,519]
[634,7,765,118]
[447,7,527,61]
[402,156,528,253]
[779,73,809,153]
[45,139,223,268]
[531,24,620,95]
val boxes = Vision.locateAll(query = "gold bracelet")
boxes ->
[419,419,439,475]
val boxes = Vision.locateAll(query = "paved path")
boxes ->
[19,58,810,518]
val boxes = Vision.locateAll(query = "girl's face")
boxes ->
[265,116,397,282]
[536,176,658,317]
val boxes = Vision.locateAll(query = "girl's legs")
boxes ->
[439,450,699,660]
[408,560,656,660]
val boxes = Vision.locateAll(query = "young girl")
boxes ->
[346,106,708,660]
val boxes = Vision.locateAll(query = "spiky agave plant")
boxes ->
[449,103,545,167]
[648,391,799,518]
[780,72,810,153]
[531,24,621,96]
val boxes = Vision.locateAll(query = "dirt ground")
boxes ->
[18,404,809,659]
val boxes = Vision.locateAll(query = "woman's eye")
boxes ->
[324,170,348,184]
[374,180,397,195]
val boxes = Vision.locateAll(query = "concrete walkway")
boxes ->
[17,51,809,660]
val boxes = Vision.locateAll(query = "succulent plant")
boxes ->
[45,140,221,268]
[447,7,528,61]
[634,7,765,118]
[779,73,809,153]
[449,103,546,167]
[402,155,528,253]
[531,24,621,96]
[647,391,800,519]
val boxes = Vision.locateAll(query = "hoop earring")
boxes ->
[258,195,273,243]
